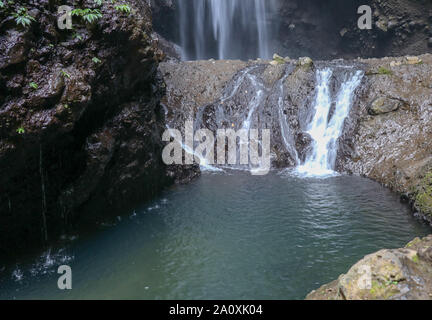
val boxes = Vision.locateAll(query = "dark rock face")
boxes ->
[276,0,432,59]
[153,0,432,60]
[0,0,192,258]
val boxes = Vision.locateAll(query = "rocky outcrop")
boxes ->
[339,54,432,225]
[306,235,432,300]
[0,0,192,258]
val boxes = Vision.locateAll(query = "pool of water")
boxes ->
[0,171,430,299]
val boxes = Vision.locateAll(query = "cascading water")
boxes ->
[297,69,363,177]
[178,0,277,60]
[164,60,363,176]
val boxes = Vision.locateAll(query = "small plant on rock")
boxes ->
[29,82,38,90]
[115,4,131,14]
[16,127,25,134]
[60,70,71,79]
[92,57,102,64]
[73,32,83,41]
[12,7,35,27]
[71,8,102,24]
[377,66,392,75]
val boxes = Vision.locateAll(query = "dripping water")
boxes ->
[39,144,48,242]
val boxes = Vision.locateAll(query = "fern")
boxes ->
[115,4,131,14]
[71,8,102,24]
[12,7,35,27]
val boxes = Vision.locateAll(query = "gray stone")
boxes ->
[368,97,403,115]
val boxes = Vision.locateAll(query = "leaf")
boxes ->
[29,82,38,90]
[115,4,131,14]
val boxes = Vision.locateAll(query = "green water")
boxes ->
[0,171,430,299]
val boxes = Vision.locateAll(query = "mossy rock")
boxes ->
[415,170,432,216]
[298,57,313,69]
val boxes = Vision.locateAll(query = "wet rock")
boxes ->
[367,97,403,115]
[0,30,27,69]
[0,0,192,259]
[296,132,313,162]
[340,54,432,224]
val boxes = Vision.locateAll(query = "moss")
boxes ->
[377,66,393,75]
[406,237,421,248]
[365,66,393,76]
[369,280,399,299]
[415,170,432,216]
[412,254,419,264]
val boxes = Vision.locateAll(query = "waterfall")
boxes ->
[296,69,363,177]
[178,0,276,60]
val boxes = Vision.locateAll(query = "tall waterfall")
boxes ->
[297,69,363,177]
[178,0,277,60]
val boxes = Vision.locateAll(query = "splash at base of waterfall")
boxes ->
[296,68,363,178]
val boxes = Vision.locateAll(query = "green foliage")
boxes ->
[16,127,25,134]
[60,70,71,79]
[12,7,35,27]
[115,4,131,14]
[29,82,38,90]
[71,8,102,24]
[73,32,83,41]
[377,66,392,75]
[93,0,103,5]
[92,57,102,64]
[0,1,5,9]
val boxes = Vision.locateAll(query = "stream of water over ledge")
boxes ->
[0,171,430,300]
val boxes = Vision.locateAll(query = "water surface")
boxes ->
[0,171,430,299]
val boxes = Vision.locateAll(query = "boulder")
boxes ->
[307,235,432,300]
[367,97,403,115]
[298,57,313,68]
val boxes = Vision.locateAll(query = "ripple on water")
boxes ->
[0,171,430,299]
